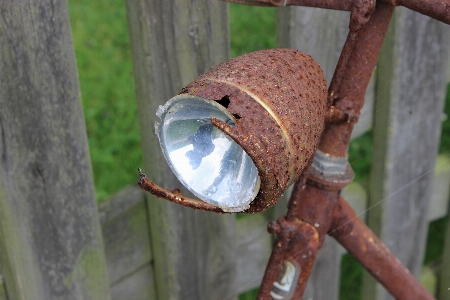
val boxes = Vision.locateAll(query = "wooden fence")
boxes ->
[1,1,449,300]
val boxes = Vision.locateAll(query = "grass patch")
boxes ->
[239,287,259,300]
[439,84,450,154]
[69,0,142,201]
[424,216,449,265]
[339,254,364,300]
[230,4,276,57]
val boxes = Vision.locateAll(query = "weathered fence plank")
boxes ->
[364,7,450,300]
[97,184,155,298]
[125,0,237,299]
[99,184,146,224]
[110,265,156,300]
[233,214,272,295]
[0,1,111,299]
[276,7,349,84]
[101,193,151,285]
[98,185,154,298]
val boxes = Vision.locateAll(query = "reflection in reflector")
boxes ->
[155,95,260,212]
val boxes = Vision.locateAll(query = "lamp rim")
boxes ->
[155,94,261,212]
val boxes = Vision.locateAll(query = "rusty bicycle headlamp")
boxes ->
[139,49,328,213]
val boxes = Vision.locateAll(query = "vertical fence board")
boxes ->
[125,1,237,299]
[276,7,349,83]
[0,1,111,299]
[101,200,152,285]
[364,7,450,300]
[97,185,154,298]
[233,214,272,294]
[110,265,156,300]
[276,7,350,300]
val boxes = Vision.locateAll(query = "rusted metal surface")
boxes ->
[258,216,320,299]
[327,0,375,107]
[257,175,341,298]
[286,178,340,241]
[257,3,397,299]
[329,196,435,300]
[183,49,328,212]
[318,2,395,158]
[137,169,226,213]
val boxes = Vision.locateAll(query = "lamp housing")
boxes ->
[156,49,328,213]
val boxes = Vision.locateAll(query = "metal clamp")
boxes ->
[307,150,354,190]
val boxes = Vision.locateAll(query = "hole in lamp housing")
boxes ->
[155,94,261,212]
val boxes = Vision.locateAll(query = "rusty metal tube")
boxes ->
[329,196,434,300]
[319,2,395,157]
[258,216,320,299]
[258,176,341,298]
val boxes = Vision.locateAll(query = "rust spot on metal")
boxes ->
[258,216,320,299]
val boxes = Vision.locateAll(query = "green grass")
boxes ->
[68,1,450,299]
[439,84,450,154]
[339,254,365,300]
[230,4,276,57]
[69,0,142,200]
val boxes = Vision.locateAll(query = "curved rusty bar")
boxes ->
[137,169,227,213]
[329,196,434,300]
[258,216,320,299]
[258,176,341,298]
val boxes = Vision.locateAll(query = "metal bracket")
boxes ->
[307,150,354,190]
[137,168,228,213]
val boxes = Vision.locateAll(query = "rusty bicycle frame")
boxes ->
[138,0,450,299]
